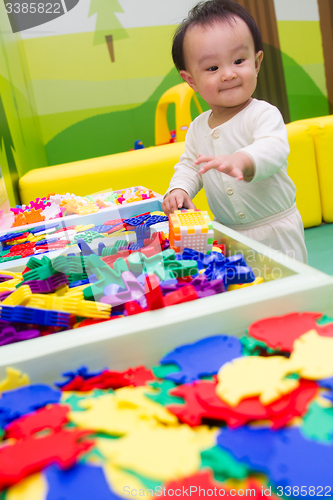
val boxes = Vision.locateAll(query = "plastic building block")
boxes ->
[125,300,145,316]
[83,254,127,301]
[44,463,123,500]
[248,312,333,352]
[290,330,333,379]
[160,335,243,384]
[26,295,111,319]
[2,285,32,306]
[0,368,30,393]
[23,273,69,294]
[0,305,71,327]
[0,384,61,424]
[0,326,40,346]
[5,404,70,440]
[144,274,165,310]
[216,356,298,406]
[101,271,145,307]
[0,428,93,490]
[163,285,198,306]
[169,210,214,254]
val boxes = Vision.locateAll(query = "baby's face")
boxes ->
[180,16,263,117]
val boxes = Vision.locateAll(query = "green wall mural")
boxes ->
[0,0,332,205]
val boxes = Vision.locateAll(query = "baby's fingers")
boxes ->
[219,164,244,180]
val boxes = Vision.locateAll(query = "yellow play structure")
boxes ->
[18,83,333,229]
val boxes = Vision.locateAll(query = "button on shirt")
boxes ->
[166,99,296,227]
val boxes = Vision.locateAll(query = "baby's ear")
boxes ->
[255,50,264,73]
[180,70,197,92]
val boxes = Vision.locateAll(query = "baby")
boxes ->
[162,0,307,263]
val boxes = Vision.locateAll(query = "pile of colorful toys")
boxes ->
[0,211,168,263]
[0,209,262,346]
[0,310,332,497]
[10,188,157,227]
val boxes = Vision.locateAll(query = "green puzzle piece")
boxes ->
[201,445,249,482]
[302,401,333,443]
[152,364,181,379]
[146,380,184,406]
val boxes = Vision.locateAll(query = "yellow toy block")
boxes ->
[2,285,32,306]
[26,295,111,319]
[169,209,214,254]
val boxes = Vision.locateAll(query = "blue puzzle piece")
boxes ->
[76,239,97,256]
[54,365,107,388]
[269,428,333,493]
[216,427,277,474]
[45,463,123,500]
[160,335,243,384]
[0,231,26,243]
[318,377,333,402]
[123,215,151,226]
[0,384,61,424]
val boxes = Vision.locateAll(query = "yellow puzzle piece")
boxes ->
[5,473,47,500]
[97,424,217,482]
[0,367,30,393]
[216,356,298,406]
[69,389,176,436]
[290,329,333,379]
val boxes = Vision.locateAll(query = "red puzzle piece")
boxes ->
[4,404,70,440]
[249,312,333,351]
[168,378,317,429]
[0,429,93,490]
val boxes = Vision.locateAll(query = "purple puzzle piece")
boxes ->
[269,428,333,492]
[0,274,14,283]
[101,271,145,306]
[160,335,243,384]
[45,463,123,500]
[216,427,278,474]
[0,384,61,424]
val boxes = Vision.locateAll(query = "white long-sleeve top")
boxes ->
[166,99,296,227]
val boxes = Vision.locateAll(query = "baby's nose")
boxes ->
[221,67,237,81]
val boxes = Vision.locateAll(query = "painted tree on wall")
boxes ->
[0,94,19,204]
[89,0,128,62]
[234,0,290,123]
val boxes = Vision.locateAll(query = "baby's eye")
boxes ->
[234,59,244,65]
[207,66,218,72]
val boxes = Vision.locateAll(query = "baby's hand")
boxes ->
[162,189,196,216]
[195,152,254,181]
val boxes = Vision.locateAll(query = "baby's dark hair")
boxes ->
[172,0,263,71]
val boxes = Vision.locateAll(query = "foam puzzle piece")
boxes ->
[168,378,317,429]
[318,377,333,402]
[44,463,123,500]
[216,356,298,406]
[0,429,93,490]
[69,391,175,436]
[160,335,243,384]
[61,390,113,412]
[114,386,178,425]
[290,330,333,379]
[146,380,184,407]
[200,445,249,481]
[216,427,277,474]
[302,401,333,443]
[5,404,70,440]
[0,368,30,393]
[0,384,61,424]
[269,427,333,491]
[103,463,161,499]
[5,472,47,500]
[97,424,217,482]
[249,312,333,352]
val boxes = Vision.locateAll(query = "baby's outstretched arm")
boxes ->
[195,152,255,182]
[162,189,196,216]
